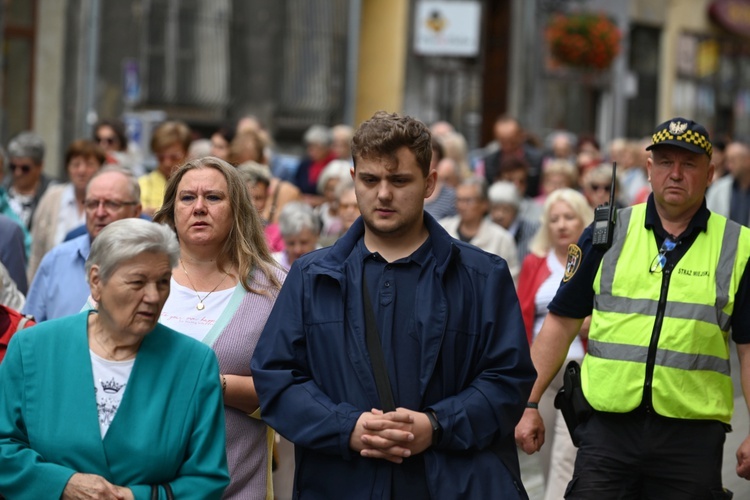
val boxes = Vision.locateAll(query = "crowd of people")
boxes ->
[0,109,748,499]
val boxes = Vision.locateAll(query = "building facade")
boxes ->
[5,0,750,177]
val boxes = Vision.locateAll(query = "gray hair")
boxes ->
[458,176,488,201]
[87,165,141,201]
[8,131,45,164]
[278,201,321,238]
[583,163,621,196]
[304,125,333,146]
[316,160,352,195]
[86,219,179,284]
[334,177,355,200]
[488,180,520,208]
[237,161,271,186]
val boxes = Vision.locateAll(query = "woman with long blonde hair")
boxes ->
[154,156,285,499]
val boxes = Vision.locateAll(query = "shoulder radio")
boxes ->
[591,162,617,251]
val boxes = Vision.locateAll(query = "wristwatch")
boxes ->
[425,410,442,447]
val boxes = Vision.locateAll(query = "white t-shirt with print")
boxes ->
[160,278,235,342]
[91,351,135,438]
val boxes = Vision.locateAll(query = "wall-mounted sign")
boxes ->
[414,1,481,57]
[709,0,750,37]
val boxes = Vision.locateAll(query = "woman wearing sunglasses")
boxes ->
[2,131,53,232]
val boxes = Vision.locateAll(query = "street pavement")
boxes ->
[520,341,750,499]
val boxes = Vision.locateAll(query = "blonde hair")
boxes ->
[230,128,267,166]
[543,159,578,188]
[440,132,471,181]
[153,156,283,294]
[150,120,191,155]
[528,188,593,257]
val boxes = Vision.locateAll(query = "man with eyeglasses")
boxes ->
[515,117,750,497]
[2,131,54,231]
[23,167,142,322]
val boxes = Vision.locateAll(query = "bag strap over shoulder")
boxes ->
[362,275,396,412]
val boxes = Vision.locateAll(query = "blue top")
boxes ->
[549,194,750,342]
[0,188,31,259]
[252,213,535,499]
[424,185,457,221]
[23,234,91,322]
[0,215,28,295]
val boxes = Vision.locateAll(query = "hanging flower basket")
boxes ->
[545,12,622,70]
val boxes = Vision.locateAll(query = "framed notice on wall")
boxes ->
[414,1,481,57]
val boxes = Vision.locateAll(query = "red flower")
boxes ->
[546,12,621,70]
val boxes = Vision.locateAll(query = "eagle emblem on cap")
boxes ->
[668,121,688,135]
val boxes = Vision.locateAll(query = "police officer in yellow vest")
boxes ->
[515,117,750,498]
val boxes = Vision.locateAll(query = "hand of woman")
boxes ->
[114,486,135,500]
[62,473,128,500]
[222,374,260,414]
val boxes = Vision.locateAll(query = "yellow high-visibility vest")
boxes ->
[583,203,750,423]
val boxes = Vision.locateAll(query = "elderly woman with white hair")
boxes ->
[0,218,229,498]
[488,180,541,261]
[315,159,351,246]
[516,188,593,500]
[273,201,322,270]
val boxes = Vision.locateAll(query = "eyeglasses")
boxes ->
[84,199,138,211]
[649,238,678,273]
[95,136,117,146]
[10,163,33,174]
[589,183,611,193]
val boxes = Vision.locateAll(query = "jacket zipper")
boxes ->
[642,266,671,411]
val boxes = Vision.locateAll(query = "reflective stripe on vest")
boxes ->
[587,339,731,376]
[582,204,750,423]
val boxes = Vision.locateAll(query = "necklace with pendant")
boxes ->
[180,258,229,311]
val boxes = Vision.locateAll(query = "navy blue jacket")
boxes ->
[252,213,536,499]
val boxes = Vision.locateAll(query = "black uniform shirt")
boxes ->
[548,194,750,343]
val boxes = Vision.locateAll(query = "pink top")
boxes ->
[264,223,284,253]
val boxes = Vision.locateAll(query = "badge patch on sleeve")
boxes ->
[563,244,582,282]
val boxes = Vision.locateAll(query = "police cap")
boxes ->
[646,117,712,157]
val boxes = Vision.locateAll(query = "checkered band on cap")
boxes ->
[649,119,713,157]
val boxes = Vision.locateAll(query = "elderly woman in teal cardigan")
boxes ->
[0,218,229,499]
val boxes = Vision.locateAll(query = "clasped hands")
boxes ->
[62,473,134,500]
[349,407,433,464]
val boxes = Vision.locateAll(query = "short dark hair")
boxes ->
[351,111,432,176]
[65,139,107,168]
[94,119,129,151]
